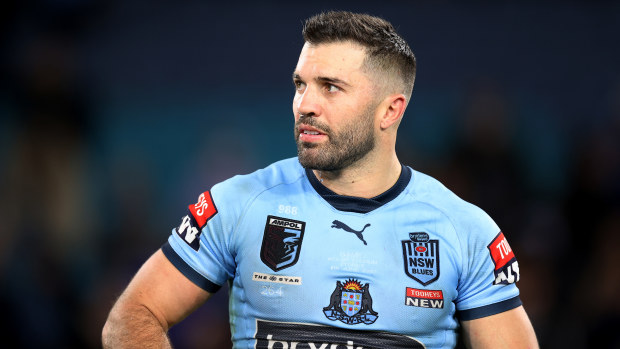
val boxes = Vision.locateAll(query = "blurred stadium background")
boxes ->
[1,1,619,348]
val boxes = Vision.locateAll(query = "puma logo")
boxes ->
[331,220,370,245]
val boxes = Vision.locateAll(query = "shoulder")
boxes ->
[405,168,498,235]
[210,157,306,208]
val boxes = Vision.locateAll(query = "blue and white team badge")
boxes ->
[323,279,378,325]
[260,216,306,272]
[402,233,440,286]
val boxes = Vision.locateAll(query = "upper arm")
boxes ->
[461,306,538,349]
[114,249,212,329]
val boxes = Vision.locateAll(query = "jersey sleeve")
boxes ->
[162,185,236,293]
[453,207,522,320]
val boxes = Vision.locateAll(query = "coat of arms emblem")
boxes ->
[323,279,378,325]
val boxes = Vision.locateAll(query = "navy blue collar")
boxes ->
[305,165,411,213]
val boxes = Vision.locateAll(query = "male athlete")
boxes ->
[103,11,538,348]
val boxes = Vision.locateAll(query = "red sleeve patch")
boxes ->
[488,232,515,270]
[487,231,520,285]
[188,191,218,228]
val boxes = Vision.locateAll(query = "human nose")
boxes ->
[295,85,321,117]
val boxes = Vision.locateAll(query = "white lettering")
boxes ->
[178,215,191,234]
[494,260,520,285]
[430,299,444,308]
[496,238,512,259]
[178,216,199,243]
[267,334,288,349]
[269,218,302,229]
[194,193,208,216]
[264,337,367,349]
[185,227,199,243]
[252,272,302,285]
[346,340,362,349]
[406,298,419,306]
[512,260,520,282]
[406,296,443,308]
[495,271,507,284]
[506,265,515,284]
[278,205,299,215]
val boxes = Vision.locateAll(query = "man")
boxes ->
[103,11,538,348]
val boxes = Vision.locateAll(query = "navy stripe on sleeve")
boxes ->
[161,241,222,293]
[457,295,522,321]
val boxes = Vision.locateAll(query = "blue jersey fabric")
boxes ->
[163,157,521,349]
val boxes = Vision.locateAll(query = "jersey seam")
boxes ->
[402,186,468,297]
[229,169,307,251]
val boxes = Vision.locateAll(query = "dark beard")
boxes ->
[294,110,375,171]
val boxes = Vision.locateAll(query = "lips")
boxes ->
[298,124,327,142]
[298,124,324,135]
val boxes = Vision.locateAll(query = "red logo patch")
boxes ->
[488,232,515,270]
[188,191,217,228]
[487,232,520,285]
[406,288,443,300]
[405,288,444,308]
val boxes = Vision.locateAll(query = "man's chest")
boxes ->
[229,199,463,337]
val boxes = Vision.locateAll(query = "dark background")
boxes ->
[1,1,619,348]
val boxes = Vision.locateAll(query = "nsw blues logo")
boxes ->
[402,233,440,286]
[260,216,306,272]
[323,279,378,325]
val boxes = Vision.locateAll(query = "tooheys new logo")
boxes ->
[254,319,424,349]
[488,232,520,285]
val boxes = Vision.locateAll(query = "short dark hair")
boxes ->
[302,11,416,100]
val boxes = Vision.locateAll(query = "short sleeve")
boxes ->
[453,208,522,320]
[163,188,236,293]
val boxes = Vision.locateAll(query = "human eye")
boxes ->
[326,84,340,93]
[293,79,306,92]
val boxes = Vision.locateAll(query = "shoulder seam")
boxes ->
[402,186,468,283]
[228,169,307,256]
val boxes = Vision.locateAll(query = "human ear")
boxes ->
[379,94,406,130]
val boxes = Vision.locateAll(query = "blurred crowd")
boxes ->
[1,1,619,348]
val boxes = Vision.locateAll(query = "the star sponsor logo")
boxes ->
[252,272,302,285]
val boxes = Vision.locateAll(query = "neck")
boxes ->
[313,152,402,199]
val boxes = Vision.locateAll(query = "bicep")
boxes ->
[116,249,213,329]
[461,306,538,349]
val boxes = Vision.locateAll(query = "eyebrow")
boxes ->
[292,73,351,87]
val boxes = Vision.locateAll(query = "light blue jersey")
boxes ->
[163,157,521,348]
